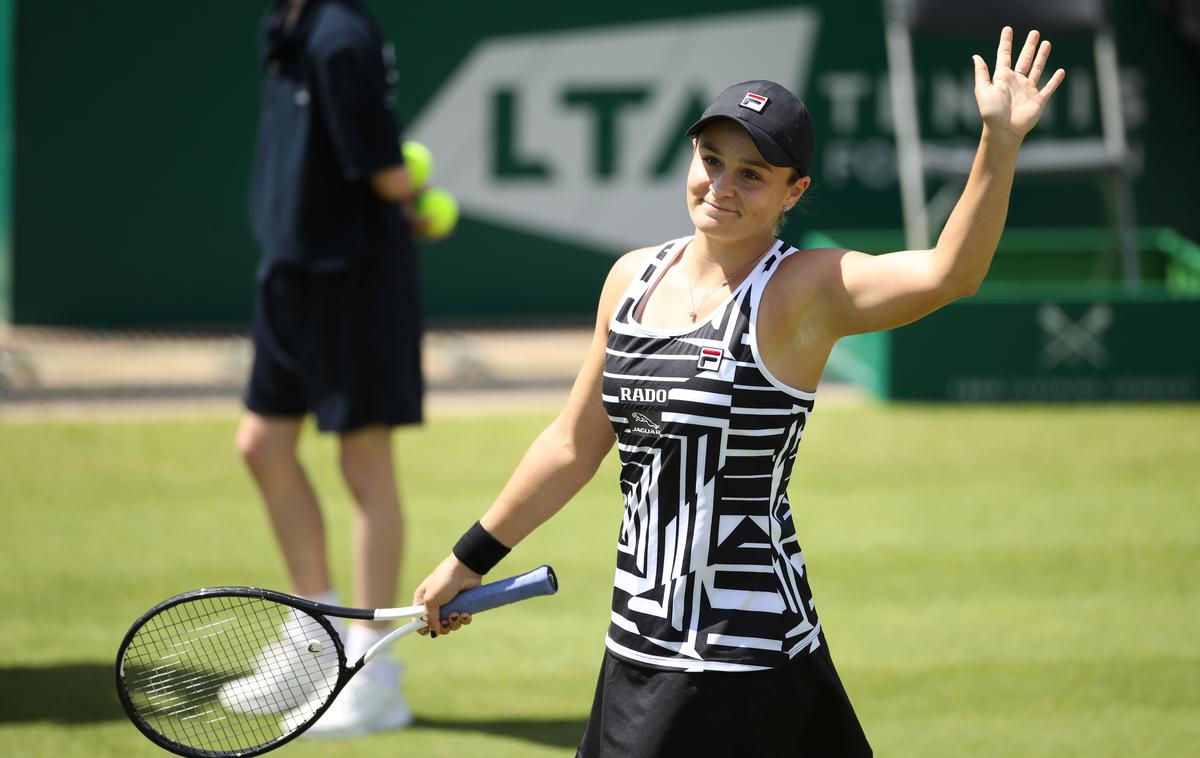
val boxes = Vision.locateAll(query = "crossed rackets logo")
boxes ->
[1037,303,1113,370]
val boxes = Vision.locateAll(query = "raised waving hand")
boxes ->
[973,26,1066,142]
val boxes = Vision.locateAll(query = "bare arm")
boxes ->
[820,27,1065,337]
[477,305,618,547]
[413,250,650,633]
[370,164,437,237]
[368,163,413,202]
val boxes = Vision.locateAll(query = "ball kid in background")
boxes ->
[227,0,429,738]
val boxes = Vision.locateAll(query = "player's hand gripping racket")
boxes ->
[115,565,557,757]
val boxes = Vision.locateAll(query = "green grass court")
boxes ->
[1,404,1198,757]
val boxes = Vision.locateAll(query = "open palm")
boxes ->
[974,27,1066,140]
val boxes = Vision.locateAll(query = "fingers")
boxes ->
[412,585,436,637]
[972,54,990,90]
[1028,40,1051,85]
[443,612,472,632]
[422,599,443,637]
[416,610,472,638]
[995,25,1013,72]
[990,27,1065,101]
[412,554,484,640]
[1013,29,1040,77]
[1040,67,1067,99]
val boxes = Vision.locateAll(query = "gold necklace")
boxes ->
[684,255,762,321]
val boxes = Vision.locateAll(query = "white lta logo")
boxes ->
[1038,303,1113,369]
[407,9,820,252]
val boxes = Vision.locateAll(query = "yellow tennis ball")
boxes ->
[401,140,433,192]
[415,187,459,239]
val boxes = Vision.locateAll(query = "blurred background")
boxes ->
[0,2,1198,757]
[1,0,1199,404]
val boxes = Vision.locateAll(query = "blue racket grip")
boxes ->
[440,565,558,616]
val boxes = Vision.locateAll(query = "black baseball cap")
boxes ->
[685,80,815,176]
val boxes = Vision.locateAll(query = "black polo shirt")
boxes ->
[250,0,408,271]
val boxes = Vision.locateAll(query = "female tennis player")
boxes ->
[416,27,1064,756]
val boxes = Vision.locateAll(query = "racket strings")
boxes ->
[120,595,340,754]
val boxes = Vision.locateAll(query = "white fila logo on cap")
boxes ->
[697,346,724,371]
[739,92,768,112]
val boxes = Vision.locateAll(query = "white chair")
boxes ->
[883,0,1141,283]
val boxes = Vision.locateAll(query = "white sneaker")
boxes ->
[297,661,413,738]
[217,609,342,715]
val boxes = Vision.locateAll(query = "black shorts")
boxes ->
[578,643,872,758]
[243,252,423,433]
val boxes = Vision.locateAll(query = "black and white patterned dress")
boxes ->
[601,236,822,673]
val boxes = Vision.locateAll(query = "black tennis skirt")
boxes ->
[577,640,872,757]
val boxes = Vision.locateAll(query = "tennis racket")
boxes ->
[115,564,558,757]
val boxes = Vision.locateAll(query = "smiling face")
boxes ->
[686,119,811,244]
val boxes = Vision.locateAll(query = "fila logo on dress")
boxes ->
[697,346,724,371]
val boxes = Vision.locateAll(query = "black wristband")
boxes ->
[452,521,511,575]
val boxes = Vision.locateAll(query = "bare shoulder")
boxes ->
[593,245,661,322]
[758,246,858,341]
[602,246,659,295]
[612,245,660,277]
[770,246,855,292]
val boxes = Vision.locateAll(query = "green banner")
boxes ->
[822,227,1200,401]
[9,1,1200,326]
[0,0,11,323]
[897,296,1199,400]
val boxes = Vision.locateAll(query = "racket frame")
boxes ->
[115,565,558,757]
